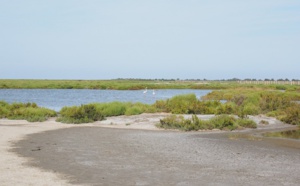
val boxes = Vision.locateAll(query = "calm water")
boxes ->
[0,89,211,111]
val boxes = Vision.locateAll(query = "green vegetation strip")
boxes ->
[1,88,300,128]
[158,115,257,131]
[0,101,56,122]
[1,79,300,90]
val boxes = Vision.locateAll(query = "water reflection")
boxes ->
[263,129,300,140]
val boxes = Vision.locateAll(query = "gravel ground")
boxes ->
[8,114,300,186]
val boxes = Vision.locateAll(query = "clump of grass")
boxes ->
[215,102,237,115]
[236,118,257,128]
[280,104,300,125]
[0,101,10,118]
[0,101,57,122]
[164,94,198,114]
[157,114,257,131]
[57,104,103,124]
[95,102,127,116]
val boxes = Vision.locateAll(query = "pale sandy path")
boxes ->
[0,119,83,186]
[0,114,298,185]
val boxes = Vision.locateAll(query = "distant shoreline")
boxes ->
[1,79,299,90]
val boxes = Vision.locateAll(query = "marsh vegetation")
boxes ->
[0,101,56,122]
[1,83,300,130]
[1,79,300,91]
[158,114,256,131]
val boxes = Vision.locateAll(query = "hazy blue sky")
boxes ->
[1,0,299,80]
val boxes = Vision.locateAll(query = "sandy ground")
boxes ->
[0,113,299,186]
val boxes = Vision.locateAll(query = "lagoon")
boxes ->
[0,89,211,111]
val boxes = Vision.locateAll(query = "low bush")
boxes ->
[125,106,143,116]
[209,115,238,130]
[197,100,221,114]
[0,101,57,122]
[280,104,300,125]
[241,103,260,116]
[153,100,168,112]
[0,101,10,118]
[158,114,257,131]
[154,94,222,115]
[259,92,292,112]
[95,102,127,117]
[215,102,237,114]
[158,115,186,130]
[165,94,198,114]
[236,118,257,128]
[95,102,156,117]
[57,104,103,124]
[9,107,56,122]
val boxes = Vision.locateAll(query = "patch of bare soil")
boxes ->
[1,114,298,185]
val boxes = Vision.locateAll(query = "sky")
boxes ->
[0,0,299,80]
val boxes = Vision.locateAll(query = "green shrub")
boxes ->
[158,114,256,131]
[159,95,221,115]
[7,105,56,122]
[215,102,237,114]
[242,103,260,115]
[259,92,292,112]
[209,115,238,130]
[165,94,198,114]
[132,102,157,114]
[0,101,10,118]
[280,104,300,125]
[196,100,221,114]
[236,118,257,128]
[125,106,143,116]
[95,102,156,117]
[95,102,127,117]
[153,100,168,112]
[232,94,246,106]
[57,104,103,124]
[0,101,9,107]
[158,115,185,130]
